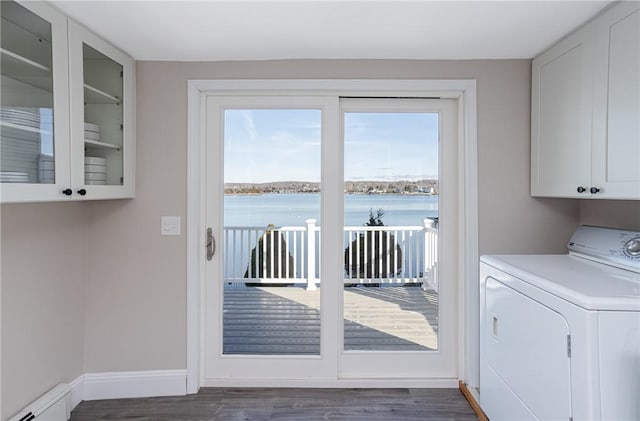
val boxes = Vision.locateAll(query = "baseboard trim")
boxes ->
[202,378,459,388]
[68,374,85,412]
[83,369,187,401]
[459,380,488,421]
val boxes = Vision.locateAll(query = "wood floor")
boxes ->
[70,388,478,420]
[224,286,438,355]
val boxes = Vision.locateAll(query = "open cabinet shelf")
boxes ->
[84,138,120,150]
[83,83,120,104]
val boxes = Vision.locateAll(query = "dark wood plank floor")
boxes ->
[70,388,478,420]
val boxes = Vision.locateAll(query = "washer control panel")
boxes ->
[568,226,640,272]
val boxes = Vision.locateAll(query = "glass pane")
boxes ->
[223,109,321,355]
[343,111,439,351]
[0,1,54,184]
[82,43,123,186]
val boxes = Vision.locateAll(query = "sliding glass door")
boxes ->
[340,99,457,379]
[203,95,458,383]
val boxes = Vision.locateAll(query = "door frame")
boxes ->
[186,79,478,393]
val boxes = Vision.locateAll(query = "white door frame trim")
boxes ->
[186,79,478,394]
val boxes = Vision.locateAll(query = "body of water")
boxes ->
[224,193,438,227]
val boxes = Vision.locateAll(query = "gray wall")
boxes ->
[1,203,87,419]
[579,200,640,231]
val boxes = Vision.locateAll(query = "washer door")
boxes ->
[484,277,572,420]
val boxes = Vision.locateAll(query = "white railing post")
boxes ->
[422,218,438,292]
[305,219,317,291]
[423,218,433,291]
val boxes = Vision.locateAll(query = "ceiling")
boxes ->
[51,1,612,61]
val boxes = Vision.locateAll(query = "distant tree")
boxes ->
[344,209,402,283]
[244,225,295,287]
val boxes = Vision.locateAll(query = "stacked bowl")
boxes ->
[85,156,106,185]
[84,122,100,142]
[84,122,107,185]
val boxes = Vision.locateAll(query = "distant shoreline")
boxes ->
[224,179,439,196]
[224,191,439,196]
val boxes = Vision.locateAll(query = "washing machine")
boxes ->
[480,226,640,421]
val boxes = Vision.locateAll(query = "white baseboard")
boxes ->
[78,369,187,401]
[68,374,85,412]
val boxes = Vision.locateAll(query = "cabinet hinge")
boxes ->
[567,334,572,358]
[120,124,123,131]
[120,70,123,78]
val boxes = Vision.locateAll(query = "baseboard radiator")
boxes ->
[9,383,71,421]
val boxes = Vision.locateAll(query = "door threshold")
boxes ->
[202,378,459,388]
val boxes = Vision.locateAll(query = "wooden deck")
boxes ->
[223,286,438,355]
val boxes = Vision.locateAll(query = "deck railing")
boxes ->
[223,218,438,291]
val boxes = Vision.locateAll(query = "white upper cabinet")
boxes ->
[0,0,135,203]
[0,0,70,202]
[531,23,594,198]
[532,2,640,200]
[592,3,640,199]
[68,20,135,200]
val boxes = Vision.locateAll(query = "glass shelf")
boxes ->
[84,139,120,150]
[84,83,119,104]
[0,120,51,135]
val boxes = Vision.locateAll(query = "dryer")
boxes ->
[480,226,640,420]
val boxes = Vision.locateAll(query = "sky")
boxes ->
[224,109,439,183]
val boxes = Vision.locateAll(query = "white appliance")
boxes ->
[480,226,640,421]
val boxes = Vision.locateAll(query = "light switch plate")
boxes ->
[161,216,181,236]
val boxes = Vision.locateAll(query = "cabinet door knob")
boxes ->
[77,189,87,196]
[62,188,73,196]
[577,186,586,193]
[590,187,600,194]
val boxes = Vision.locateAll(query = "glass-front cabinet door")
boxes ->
[69,20,134,200]
[0,0,70,202]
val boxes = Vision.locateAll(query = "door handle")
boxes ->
[206,227,216,261]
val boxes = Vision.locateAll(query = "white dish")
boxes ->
[85,156,106,165]
[0,171,29,183]
[0,113,39,122]
[84,130,101,140]
[85,180,106,185]
[85,172,107,181]
[84,164,106,173]
[84,122,100,132]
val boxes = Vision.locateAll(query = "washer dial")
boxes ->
[623,237,640,257]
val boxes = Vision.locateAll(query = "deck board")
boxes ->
[223,286,439,354]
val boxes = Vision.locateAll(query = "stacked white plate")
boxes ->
[84,122,100,141]
[1,107,40,129]
[1,107,41,182]
[85,156,106,185]
[0,171,29,183]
